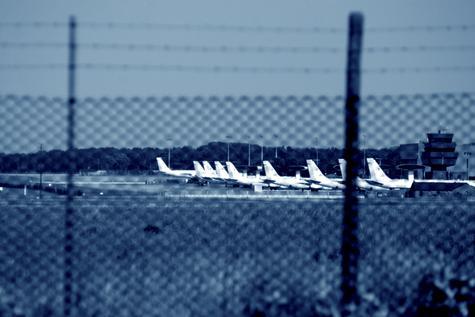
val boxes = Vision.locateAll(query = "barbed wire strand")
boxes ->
[1,42,475,54]
[1,63,475,74]
[1,21,475,33]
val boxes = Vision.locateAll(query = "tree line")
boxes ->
[0,142,402,177]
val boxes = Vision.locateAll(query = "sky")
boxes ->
[0,0,474,152]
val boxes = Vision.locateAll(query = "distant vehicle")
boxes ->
[263,161,320,190]
[366,158,412,189]
[338,159,388,191]
[306,160,345,190]
[88,170,107,176]
[156,157,196,180]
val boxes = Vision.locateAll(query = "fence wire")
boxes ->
[0,94,475,316]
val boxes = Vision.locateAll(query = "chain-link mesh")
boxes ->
[1,93,475,316]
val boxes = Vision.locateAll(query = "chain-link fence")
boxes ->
[1,12,475,317]
[1,93,474,316]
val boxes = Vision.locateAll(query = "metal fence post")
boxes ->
[341,12,364,317]
[65,15,77,317]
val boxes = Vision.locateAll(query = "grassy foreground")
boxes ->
[0,189,474,316]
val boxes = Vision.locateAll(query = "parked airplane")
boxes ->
[366,158,412,189]
[263,161,320,190]
[367,157,475,189]
[306,160,345,190]
[338,159,388,191]
[225,161,268,187]
[156,157,196,180]
[214,161,230,180]
[203,161,218,178]
[193,161,217,183]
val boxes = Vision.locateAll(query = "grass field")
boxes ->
[0,187,474,316]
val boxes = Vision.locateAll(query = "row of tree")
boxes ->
[0,142,401,177]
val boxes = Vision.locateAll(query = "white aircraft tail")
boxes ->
[307,159,326,180]
[226,162,241,179]
[367,158,392,183]
[263,161,280,178]
[193,161,206,178]
[338,159,346,180]
[214,161,229,179]
[203,161,217,177]
[157,157,172,173]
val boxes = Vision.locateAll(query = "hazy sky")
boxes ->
[0,0,474,152]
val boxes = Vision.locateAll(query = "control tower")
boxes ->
[421,131,458,179]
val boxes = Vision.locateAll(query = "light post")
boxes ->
[464,151,472,180]
[258,134,264,162]
[166,136,172,167]
[315,138,319,165]
[244,134,251,166]
[226,135,232,162]
[273,134,279,159]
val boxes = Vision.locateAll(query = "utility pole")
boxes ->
[273,134,279,159]
[341,12,364,317]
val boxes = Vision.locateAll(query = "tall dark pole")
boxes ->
[39,143,43,199]
[258,134,264,162]
[166,136,172,167]
[248,143,251,166]
[465,152,472,180]
[65,15,76,317]
[341,12,363,317]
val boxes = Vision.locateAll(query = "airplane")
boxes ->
[156,157,196,180]
[263,161,321,190]
[338,159,388,191]
[225,161,268,187]
[202,161,219,178]
[192,161,218,183]
[214,161,231,180]
[224,161,279,188]
[367,157,475,190]
[214,161,243,186]
[306,159,345,190]
[366,158,412,189]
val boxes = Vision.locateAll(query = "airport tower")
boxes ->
[421,131,458,179]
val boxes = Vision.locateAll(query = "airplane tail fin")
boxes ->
[214,161,229,179]
[263,161,279,178]
[338,159,346,180]
[306,159,326,180]
[157,157,172,173]
[193,161,206,178]
[367,158,392,183]
[203,161,217,177]
[226,162,241,179]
